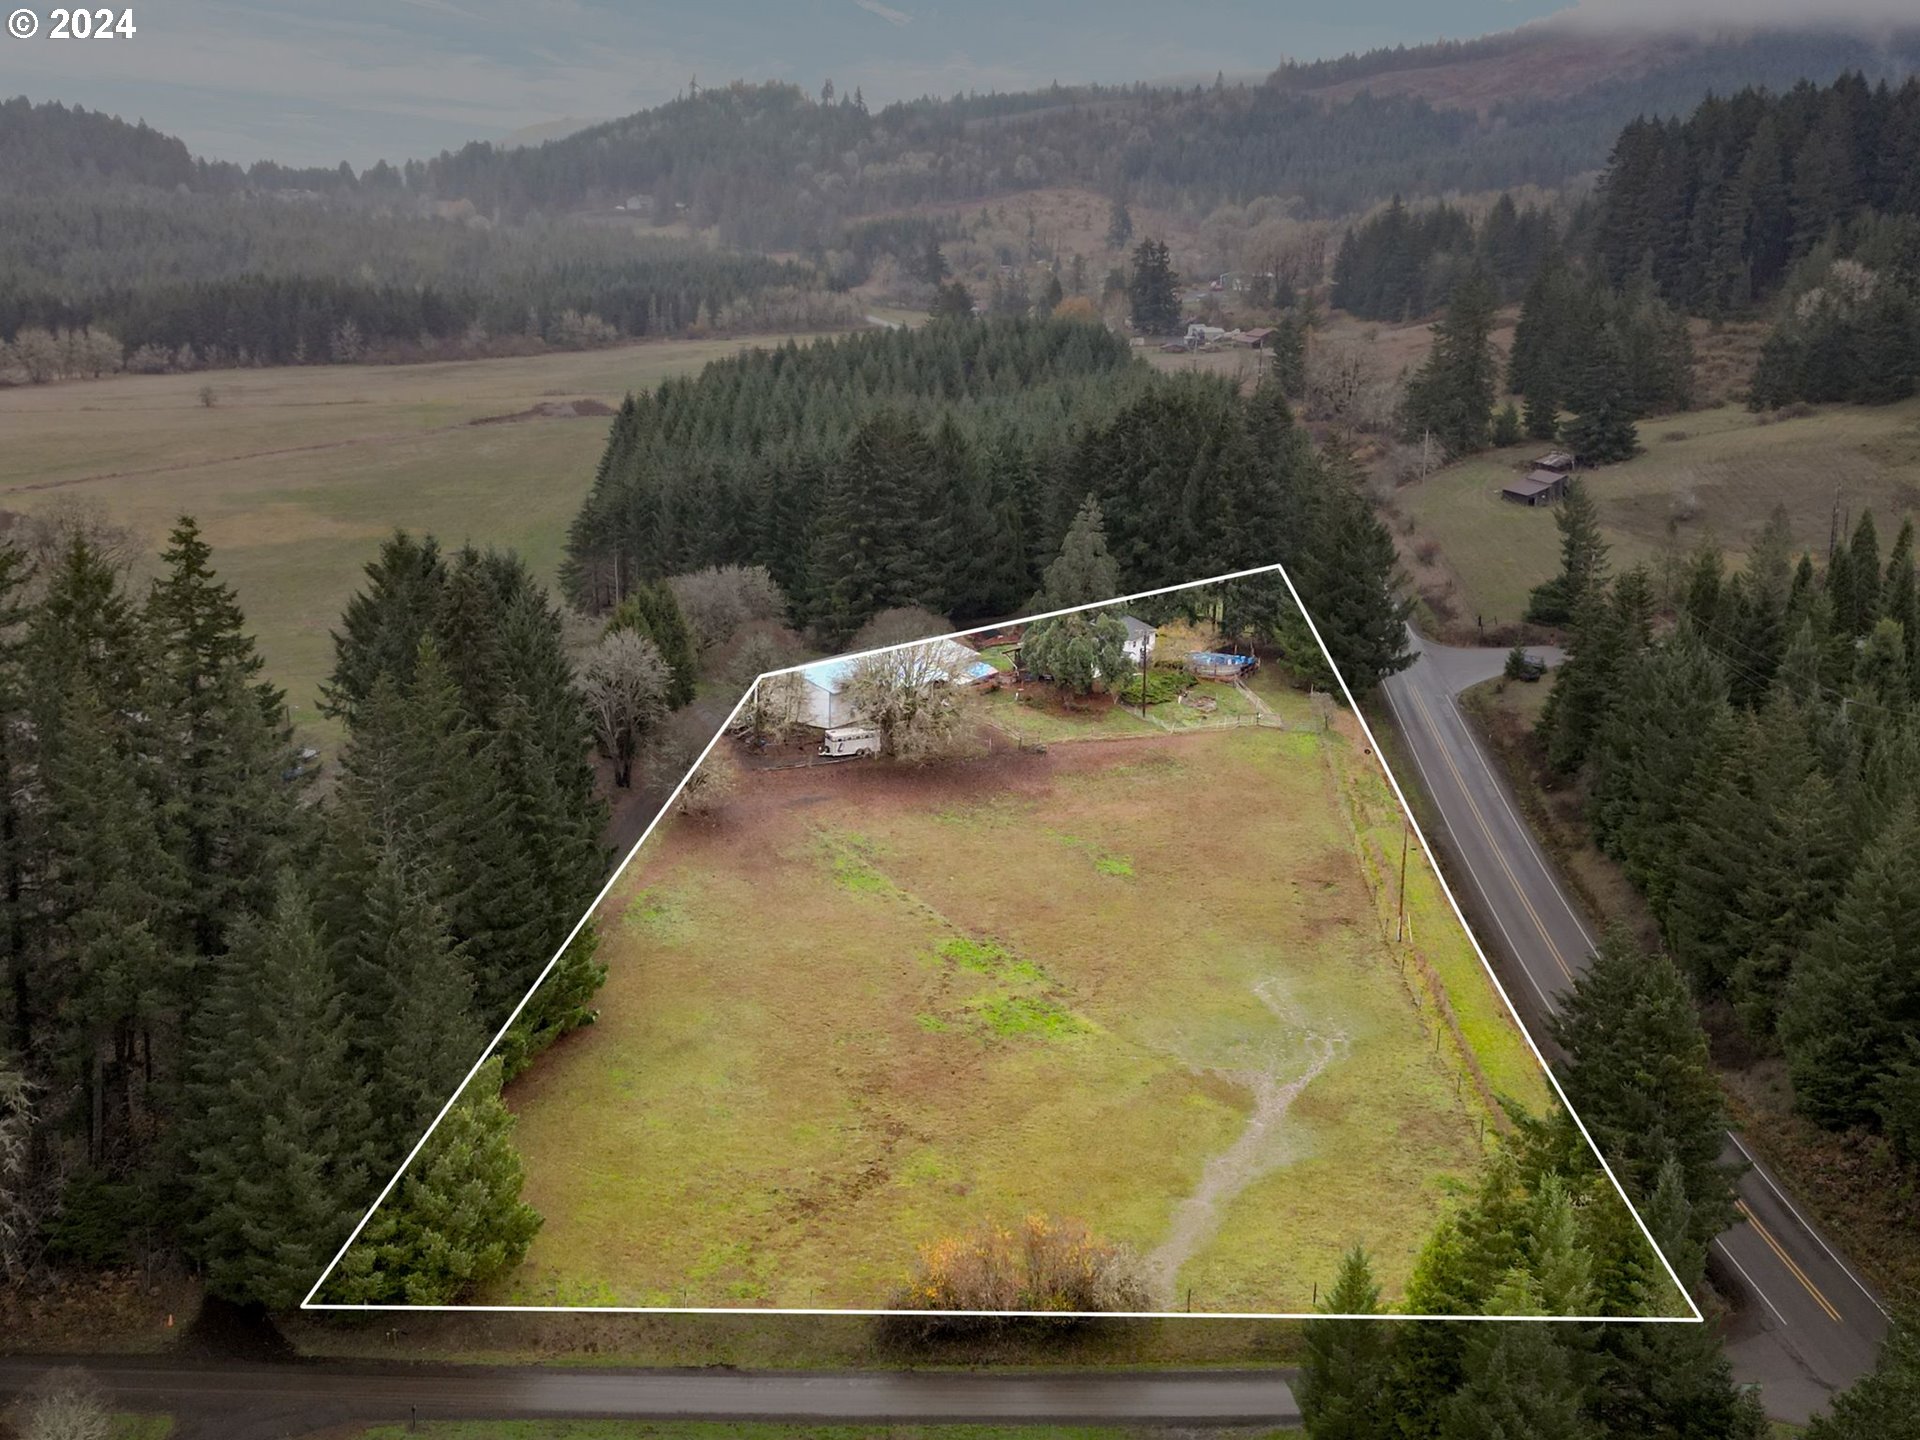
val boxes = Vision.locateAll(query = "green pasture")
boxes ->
[498,717,1567,1314]
[1402,399,1920,625]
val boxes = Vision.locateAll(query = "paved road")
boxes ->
[0,1359,1297,1439]
[1379,628,1889,1423]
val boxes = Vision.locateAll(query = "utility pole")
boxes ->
[1396,817,1412,943]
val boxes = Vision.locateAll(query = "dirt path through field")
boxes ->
[1143,979,1345,1306]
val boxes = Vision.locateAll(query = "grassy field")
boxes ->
[494,703,1554,1314]
[0,337,821,746]
[1400,399,1920,627]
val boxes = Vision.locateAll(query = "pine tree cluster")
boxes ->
[1590,75,1920,406]
[1541,505,1920,1164]
[1332,192,1557,321]
[0,523,600,1306]
[565,318,1414,692]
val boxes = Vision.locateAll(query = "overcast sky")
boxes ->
[0,0,1912,167]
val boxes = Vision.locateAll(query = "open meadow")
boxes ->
[1399,398,1920,627]
[0,336,825,745]
[495,692,1555,1314]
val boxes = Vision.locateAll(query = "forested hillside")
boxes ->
[564,316,1411,691]
[0,101,855,374]
[404,29,1918,249]
[1590,73,1920,405]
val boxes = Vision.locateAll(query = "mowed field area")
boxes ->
[0,337,821,745]
[498,694,1555,1313]
[1401,398,1920,627]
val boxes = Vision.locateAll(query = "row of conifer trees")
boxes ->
[0,523,603,1306]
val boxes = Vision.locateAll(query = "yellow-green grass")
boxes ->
[1401,399,1920,626]
[0,337,824,745]
[978,687,1161,742]
[497,723,1555,1314]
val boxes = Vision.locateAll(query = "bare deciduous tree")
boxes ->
[578,630,671,788]
[844,643,981,764]
[848,606,952,653]
[667,565,789,654]
[18,497,145,579]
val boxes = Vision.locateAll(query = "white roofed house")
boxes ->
[793,636,993,730]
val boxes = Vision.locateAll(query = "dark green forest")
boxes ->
[1533,491,1920,1178]
[0,522,604,1306]
[1590,74,1920,405]
[563,316,1413,691]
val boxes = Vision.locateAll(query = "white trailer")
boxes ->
[820,725,882,758]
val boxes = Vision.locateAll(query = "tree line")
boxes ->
[0,521,605,1306]
[1532,489,1920,1169]
[1590,73,1920,406]
[563,316,1414,693]
[1330,193,1559,322]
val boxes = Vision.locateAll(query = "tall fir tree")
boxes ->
[1298,1245,1391,1439]
[183,878,370,1307]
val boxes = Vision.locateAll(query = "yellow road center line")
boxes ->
[1736,1199,1842,1322]
[1406,685,1572,982]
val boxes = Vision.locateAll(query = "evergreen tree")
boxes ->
[1439,1274,1595,1440]
[1781,803,1920,1132]
[1542,565,1653,774]
[1560,319,1639,466]
[1402,269,1498,457]
[928,280,974,321]
[1270,311,1308,397]
[1128,237,1180,335]
[1802,1319,1920,1440]
[1298,1245,1390,1440]
[1525,479,1609,627]
[812,409,943,641]
[144,517,298,965]
[322,531,445,722]
[1033,495,1121,610]
[183,878,369,1307]
[327,1056,540,1305]
[340,849,484,1160]
[1105,197,1133,250]
[1551,933,1736,1252]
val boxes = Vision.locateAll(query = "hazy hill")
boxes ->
[402,24,1919,247]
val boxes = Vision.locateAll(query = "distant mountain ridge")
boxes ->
[6,22,1919,246]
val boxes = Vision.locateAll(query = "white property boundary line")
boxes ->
[303,561,1700,1323]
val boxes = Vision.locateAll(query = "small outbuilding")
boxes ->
[1532,450,1576,473]
[1501,471,1568,506]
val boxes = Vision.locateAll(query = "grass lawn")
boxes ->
[1400,399,1920,626]
[979,687,1162,743]
[0,336,827,747]
[493,712,1556,1314]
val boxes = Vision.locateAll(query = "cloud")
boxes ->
[852,0,913,26]
[1552,0,1920,27]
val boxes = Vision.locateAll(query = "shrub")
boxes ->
[897,1213,1151,1313]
